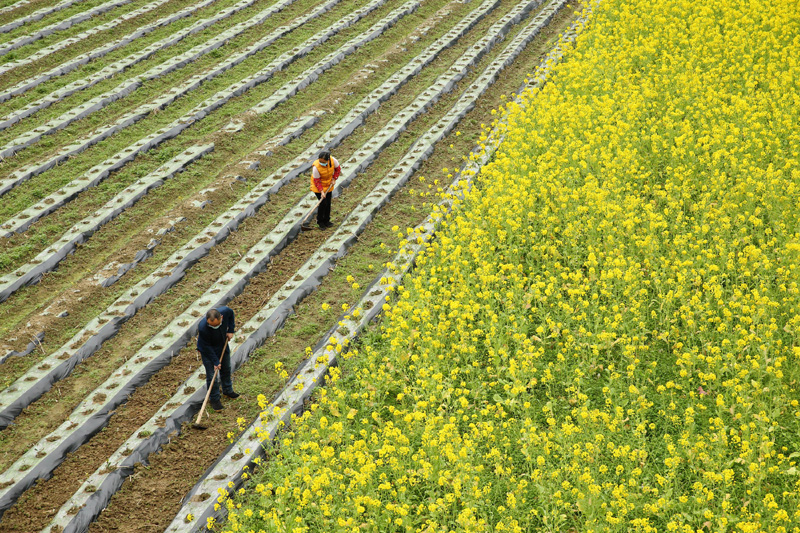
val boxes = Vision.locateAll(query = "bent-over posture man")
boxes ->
[197,306,239,411]
[310,150,341,229]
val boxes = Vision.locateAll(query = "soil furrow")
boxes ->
[0,0,84,32]
[0,0,524,454]
[0,0,175,77]
[0,0,365,239]
[0,0,232,93]
[0,0,469,273]
[0,1,416,309]
[0,0,219,108]
[0,0,310,159]
[0,0,301,120]
[0,0,395,242]
[0,0,506,432]
[0,0,117,41]
[0,0,136,55]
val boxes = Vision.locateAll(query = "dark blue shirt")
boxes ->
[196,306,235,366]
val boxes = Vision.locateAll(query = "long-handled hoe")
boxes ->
[300,183,334,231]
[191,338,229,430]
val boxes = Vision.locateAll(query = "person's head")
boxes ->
[318,151,330,166]
[206,309,222,329]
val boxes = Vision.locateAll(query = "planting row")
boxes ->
[0,2,419,301]
[0,0,425,436]
[0,0,215,103]
[0,0,292,127]
[0,0,423,379]
[0,0,303,158]
[0,1,31,17]
[0,144,214,342]
[0,0,134,55]
[0,0,82,33]
[0,0,479,275]
[0,0,297,206]
[0,113,312,424]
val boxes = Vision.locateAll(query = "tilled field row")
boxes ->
[0,0,134,54]
[0,0,493,403]
[0,1,31,17]
[0,0,465,242]
[0,0,472,295]
[0,0,532,511]
[0,115,319,411]
[0,0,302,159]
[0,0,294,132]
[0,0,217,105]
[0,0,418,250]
[0,0,82,33]
[0,0,298,205]
[0,0,494,406]
[0,145,214,414]
[41,3,573,530]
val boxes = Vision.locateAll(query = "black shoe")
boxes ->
[210,398,224,411]
[318,223,328,230]
[322,221,334,228]
[223,391,240,399]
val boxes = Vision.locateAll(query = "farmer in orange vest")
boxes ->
[309,150,341,229]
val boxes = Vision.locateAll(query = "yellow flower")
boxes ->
[224,1,800,531]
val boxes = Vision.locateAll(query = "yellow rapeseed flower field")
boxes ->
[222,0,800,530]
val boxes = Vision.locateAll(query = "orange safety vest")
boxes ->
[310,158,336,193]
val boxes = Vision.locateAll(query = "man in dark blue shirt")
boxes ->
[197,306,239,411]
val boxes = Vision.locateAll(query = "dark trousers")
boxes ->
[199,345,233,402]
[314,192,332,226]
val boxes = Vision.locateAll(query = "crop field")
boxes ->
[0,0,582,530]
[213,0,800,532]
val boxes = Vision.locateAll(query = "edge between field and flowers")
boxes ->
[220,0,800,531]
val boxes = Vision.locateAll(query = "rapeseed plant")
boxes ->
[220,0,800,530]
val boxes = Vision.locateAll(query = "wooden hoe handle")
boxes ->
[302,183,335,226]
[194,338,229,423]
